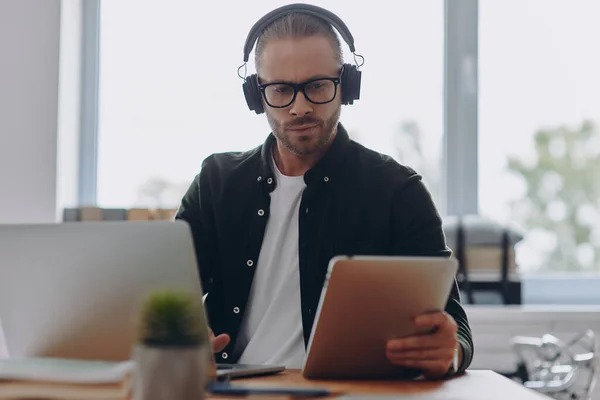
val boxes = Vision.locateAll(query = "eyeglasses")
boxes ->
[258,77,340,108]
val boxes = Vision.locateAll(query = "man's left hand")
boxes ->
[386,311,460,379]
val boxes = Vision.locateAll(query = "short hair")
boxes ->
[254,12,343,73]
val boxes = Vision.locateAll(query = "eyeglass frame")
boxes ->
[257,75,341,109]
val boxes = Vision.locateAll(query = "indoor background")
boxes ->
[1,1,599,399]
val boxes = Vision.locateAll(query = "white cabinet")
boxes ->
[466,306,600,398]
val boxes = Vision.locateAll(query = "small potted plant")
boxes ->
[132,289,211,400]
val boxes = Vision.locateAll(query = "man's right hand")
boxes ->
[208,327,230,353]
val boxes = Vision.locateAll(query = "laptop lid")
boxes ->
[0,221,209,363]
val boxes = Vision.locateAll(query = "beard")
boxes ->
[266,105,341,156]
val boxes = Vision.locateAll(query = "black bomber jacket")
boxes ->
[175,123,474,374]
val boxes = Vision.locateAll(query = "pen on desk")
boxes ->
[207,382,332,397]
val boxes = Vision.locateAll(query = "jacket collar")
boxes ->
[258,122,351,190]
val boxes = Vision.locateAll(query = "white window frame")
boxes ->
[443,0,478,216]
[78,0,100,206]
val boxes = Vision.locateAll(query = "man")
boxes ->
[175,4,473,379]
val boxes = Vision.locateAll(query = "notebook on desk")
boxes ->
[0,221,284,388]
[0,358,283,399]
[0,358,135,400]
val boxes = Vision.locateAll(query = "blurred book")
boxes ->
[451,245,517,272]
[0,358,134,400]
[62,208,176,222]
[103,208,128,221]
[79,207,104,222]
[127,209,151,221]
[150,208,177,220]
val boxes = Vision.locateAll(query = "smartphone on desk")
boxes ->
[207,381,332,397]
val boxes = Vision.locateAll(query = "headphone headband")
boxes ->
[242,3,356,63]
[240,3,363,114]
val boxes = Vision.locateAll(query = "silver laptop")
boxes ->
[0,221,283,380]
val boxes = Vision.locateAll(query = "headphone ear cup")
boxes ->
[242,74,265,114]
[340,63,362,105]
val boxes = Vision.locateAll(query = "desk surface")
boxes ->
[209,369,550,399]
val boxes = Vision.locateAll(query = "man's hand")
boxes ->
[208,327,230,354]
[386,311,460,379]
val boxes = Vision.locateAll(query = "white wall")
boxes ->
[0,0,62,224]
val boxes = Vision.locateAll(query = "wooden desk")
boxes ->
[209,369,551,399]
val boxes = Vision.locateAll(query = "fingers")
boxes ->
[387,311,457,352]
[212,333,230,353]
[207,327,230,353]
[386,347,455,363]
[386,311,458,380]
[415,311,458,333]
[390,359,450,379]
[387,333,456,353]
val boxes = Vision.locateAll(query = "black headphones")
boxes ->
[239,3,364,114]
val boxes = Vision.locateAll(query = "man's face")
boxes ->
[258,36,342,156]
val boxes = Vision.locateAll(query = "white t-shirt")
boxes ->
[233,154,307,369]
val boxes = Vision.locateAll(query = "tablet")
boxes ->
[301,255,459,380]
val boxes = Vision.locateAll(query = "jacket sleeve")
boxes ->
[390,175,474,375]
[174,158,219,298]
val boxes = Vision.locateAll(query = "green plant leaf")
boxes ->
[137,290,208,347]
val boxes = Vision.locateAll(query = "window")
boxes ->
[478,0,600,273]
[96,0,445,210]
[81,0,600,302]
